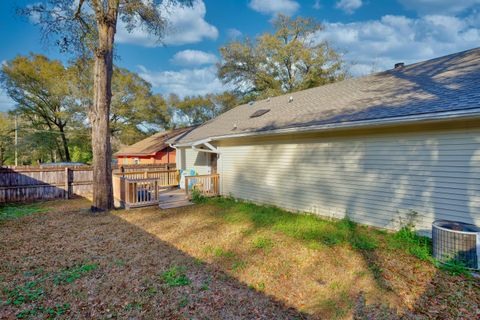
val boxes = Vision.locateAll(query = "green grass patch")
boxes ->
[206,197,378,250]
[3,263,96,319]
[213,248,236,259]
[16,303,71,319]
[124,302,143,311]
[53,263,98,285]
[160,266,191,287]
[438,260,471,276]
[0,204,46,221]
[387,227,432,261]
[191,189,207,204]
[252,237,274,250]
[205,197,439,262]
[4,279,46,306]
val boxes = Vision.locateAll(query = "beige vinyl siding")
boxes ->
[217,127,480,234]
[177,147,211,175]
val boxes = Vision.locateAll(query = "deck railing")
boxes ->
[185,174,220,198]
[113,170,180,209]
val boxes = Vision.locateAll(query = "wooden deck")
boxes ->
[113,170,219,209]
[158,188,193,209]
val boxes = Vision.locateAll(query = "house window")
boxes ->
[133,158,140,165]
[122,158,128,165]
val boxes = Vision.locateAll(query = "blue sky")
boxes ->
[1,0,480,111]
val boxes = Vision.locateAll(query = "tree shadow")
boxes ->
[0,201,310,319]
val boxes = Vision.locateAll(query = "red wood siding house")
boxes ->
[114,128,190,165]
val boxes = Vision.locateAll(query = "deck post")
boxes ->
[64,167,70,199]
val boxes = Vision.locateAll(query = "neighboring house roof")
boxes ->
[114,127,192,157]
[172,47,480,146]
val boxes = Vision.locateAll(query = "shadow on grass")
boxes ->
[195,197,480,318]
[0,200,309,319]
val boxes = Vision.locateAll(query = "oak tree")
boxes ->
[1,55,81,162]
[218,15,347,99]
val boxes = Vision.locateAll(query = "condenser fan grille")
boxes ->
[432,220,480,270]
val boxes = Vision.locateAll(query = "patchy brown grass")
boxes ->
[1,197,479,319]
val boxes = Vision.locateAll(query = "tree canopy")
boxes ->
[218,15,347,100]
[1,55,173,165]
[1,54,81,162]
[169,92,239,126]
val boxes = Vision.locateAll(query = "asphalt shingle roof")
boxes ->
[114,127,191,156]
[173,47,480,145]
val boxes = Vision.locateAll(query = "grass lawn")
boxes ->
[1,197,479,319]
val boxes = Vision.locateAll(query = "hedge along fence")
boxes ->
[0,163,175,203]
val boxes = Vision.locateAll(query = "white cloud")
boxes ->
[313,0,322,9]
[227,28,243,40]
[398,0,480,14]
[335,0,363,14]
[171,50,218,66]
[116,0,218,47]
[315,12,480,76]
[138,65,225,98]
[248,0,300,16]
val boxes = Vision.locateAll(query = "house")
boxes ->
[169,47,480,233]
[114,127,191,166]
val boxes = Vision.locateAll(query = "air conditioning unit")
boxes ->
[432,220,480,270]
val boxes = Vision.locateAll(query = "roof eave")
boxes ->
[173,108,480,147]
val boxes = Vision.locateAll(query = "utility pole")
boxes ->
[14,114,18,166]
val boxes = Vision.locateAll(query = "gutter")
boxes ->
[172,108,480,147]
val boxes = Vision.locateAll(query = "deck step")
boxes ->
[158,188,193,209]
[159,200,193,209]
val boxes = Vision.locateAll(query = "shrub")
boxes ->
[191,189,207,204]
[388,227,432,261]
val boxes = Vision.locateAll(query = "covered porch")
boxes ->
[113,169,220,209]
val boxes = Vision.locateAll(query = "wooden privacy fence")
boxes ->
[113,170,180,209]
[0,164,175,203]
[185,174,220,198]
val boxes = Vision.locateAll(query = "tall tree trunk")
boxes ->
[58,126,71,162]
[91,23,115,211]
[46,123,65,161]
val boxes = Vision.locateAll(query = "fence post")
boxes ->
[64,167,70,199]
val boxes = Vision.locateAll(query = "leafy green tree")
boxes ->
[218,15,347,99]
[169,94,215,126]
[0,113,15,166]
[21,0,193,210]
[111,67,170,136]
[1,55,82,162]
[169,92,239,126]
[69,59,171,146]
